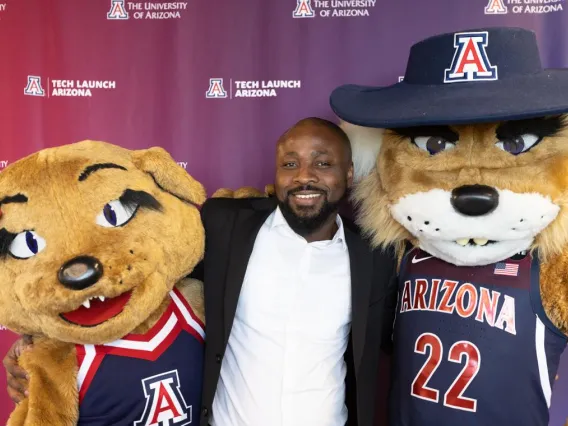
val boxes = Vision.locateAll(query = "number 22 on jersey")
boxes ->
[411,332,481,412]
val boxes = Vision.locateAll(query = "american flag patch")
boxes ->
[494,262,519,276]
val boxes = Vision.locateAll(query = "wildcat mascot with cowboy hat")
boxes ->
[330,27,568,425]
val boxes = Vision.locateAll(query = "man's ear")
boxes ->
[347,161,354,187]
[131,147,206,206]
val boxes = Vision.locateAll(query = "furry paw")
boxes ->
[210,188,236,198]
[211,185,274,199]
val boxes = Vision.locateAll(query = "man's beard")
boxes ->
[278,187,341,238]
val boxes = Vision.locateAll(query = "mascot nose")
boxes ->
[58,256,103,290]
[451,185,499,216]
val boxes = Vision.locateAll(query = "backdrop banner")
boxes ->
[1,0,567,424]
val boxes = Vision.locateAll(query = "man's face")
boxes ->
[274,127,353,234]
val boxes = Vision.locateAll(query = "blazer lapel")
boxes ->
[344,227,373,376]
[223,198,276,345]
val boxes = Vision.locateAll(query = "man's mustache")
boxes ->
[286,185,326,196]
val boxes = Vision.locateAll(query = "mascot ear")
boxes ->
[339,120,384,182]
[131,147,206,206]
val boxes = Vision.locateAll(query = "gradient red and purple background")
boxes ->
[1,0,567,423]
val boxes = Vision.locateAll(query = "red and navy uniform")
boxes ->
[388,248,567,426]
[76,288,204,425]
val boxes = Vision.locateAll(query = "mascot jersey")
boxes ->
[388,247,567,426]
[75,288,204,426]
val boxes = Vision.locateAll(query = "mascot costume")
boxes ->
[0,140,207,425]
[330,27,568,425]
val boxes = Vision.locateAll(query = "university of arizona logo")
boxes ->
[293,0,315,18]
[107,0,129,20]
[205,78,227,98]
[24,76,45,96]
[484,0,508,14]
[444,31,498,83]
[135,370,191,426]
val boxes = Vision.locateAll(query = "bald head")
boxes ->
[277,117,352,162]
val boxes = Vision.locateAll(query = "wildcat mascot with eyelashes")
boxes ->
[330,27,568,425]
[0,141,207,425]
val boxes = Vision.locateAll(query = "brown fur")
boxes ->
[212,184,275,199]
[0,140,207,425]
[541,251,568,334]
[211,186,264,198]
[177,277,205,324]
[350,118,568,333]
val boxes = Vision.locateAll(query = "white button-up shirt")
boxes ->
[210,206,352,426]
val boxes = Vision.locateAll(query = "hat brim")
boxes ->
[330,69,568,128]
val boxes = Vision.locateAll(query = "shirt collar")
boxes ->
[269,206,347,250]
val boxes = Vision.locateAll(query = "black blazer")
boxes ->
[191,196,398,426]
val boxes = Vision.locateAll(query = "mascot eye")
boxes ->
[96,199,137,228]
[9,231,46,259]
[413,136,456,155]
[495,134,540,155]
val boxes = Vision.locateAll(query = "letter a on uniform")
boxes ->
[293,0,315,18]
[206,78,227,98]
[24,76,45,96]
[134,370,191,426]
[444,31,498,83]
[484,0,507,14]
[107,0,129,20]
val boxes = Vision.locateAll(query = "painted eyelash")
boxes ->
[496,116,566,140]
[118,189,162,213]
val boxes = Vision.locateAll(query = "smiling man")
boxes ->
[274,117,353,242]
[195,117,396,426]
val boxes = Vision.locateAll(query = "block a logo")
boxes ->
[24,76,45,97]
[134,370,191,426]
[444,31,498,83]
[107,0,129,20]
[293,0,315,18]
[205,78,227,98]
[484,0,508,14]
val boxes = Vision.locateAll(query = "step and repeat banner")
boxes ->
[1,0,568,423]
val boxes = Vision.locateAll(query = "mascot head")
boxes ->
[330,27,568,266]
[0,140,206,344]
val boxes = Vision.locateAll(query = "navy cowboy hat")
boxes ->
[330,27,568,128]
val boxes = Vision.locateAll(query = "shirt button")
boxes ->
[202,407,209,417]
[216,354,222,363]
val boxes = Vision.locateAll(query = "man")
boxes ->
[4,117,397,426]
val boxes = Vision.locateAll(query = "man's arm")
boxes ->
[380,254,398,354]
[354,244,398,426]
